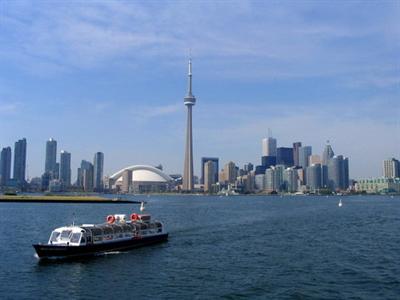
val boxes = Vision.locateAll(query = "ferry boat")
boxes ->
[33,211,168,259]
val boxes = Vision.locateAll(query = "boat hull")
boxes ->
[33,233,168,259]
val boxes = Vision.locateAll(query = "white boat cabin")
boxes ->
[47,214,164,246]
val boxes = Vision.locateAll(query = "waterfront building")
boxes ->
[262,136,277,157]
[296,167,305,186]
[327,155,349,191]
[83,163,94,192]
[309,155,321,165]
[182,59,196,192]
[29,177,42,192]
[298,146,312,169]
[49,179,62,192]
[383,158,399,178]
[93,152,104,192]
[0,147,12,186]
[237,172,255,194]
[200,157,219,184]
[204,160,216,193]
[77,160,92,188]
[41,172,51,191]
[265,168,277,193]
[255,174,265,191]
[59,150,71,188]
[264,165,284,193]
[292,142,302,167]
[219,162,237,184]
[321,165,329,188]
[355,177,400,193]
[275,165,285,191]
[13,138,27,186]
[276,147,294,167]
[45,138,58,178]
[306,164,322,192]
[110,165,174,193]
[343,157,349,189]
[121,169,133,193]
[54,163,60,180]
[283,167,298,193]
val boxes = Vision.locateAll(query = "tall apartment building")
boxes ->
[13,138,27,186]
[93,152,104,192]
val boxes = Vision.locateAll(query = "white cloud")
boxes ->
[131,102,181,121]
[1,1,398,82]
[0,102,19,114]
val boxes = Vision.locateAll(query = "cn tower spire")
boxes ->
[183,58,196,192]
[187,58,193,97]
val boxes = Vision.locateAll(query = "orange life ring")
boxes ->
[131,213,139,221]
[130,213,139,221]
[107,215,116,224]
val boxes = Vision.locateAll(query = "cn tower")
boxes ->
[182,59,196,192]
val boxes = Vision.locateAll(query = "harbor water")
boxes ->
[0,195,399,299]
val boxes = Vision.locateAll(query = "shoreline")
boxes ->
[0,195,136,204]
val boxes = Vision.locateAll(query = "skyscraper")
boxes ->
[183,59,196,192]
[292,142,302,167]
[243,163,254,174]
[201,157,218,184]
[0,147,12,186]
[13,138,27,185]
[204,160,215,193]
[262,136,277,157]
[45,138,57,178]
[59,150,71,188]
[261,156,276,168]
[276,147,294,167]
[77,160,92,189]
[283,167,298,193]
[327,155,344,191]
[343,157,349,189]
[383,158,399,178]
[322,141,334,165]
[306,164,322,192]
[220,161,237,184]
[93,152,104,192]
[298,146,312,169]
[78,160,94,192]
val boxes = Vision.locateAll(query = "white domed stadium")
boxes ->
[109,165,174,193]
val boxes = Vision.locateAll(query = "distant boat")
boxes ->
[338,199,343,207]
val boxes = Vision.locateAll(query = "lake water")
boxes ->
[0,195,399,299]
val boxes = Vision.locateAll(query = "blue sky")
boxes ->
[0,0,399,180]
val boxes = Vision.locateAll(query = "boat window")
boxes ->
[70,233,81,243]
[113,225,123,234]
[91,228,102,236]
[60,230,72,240]
[122,224,132,232]
[50,231,60,242]
[103,226,113,235]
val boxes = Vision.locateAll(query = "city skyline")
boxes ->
[0,1,399,179]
